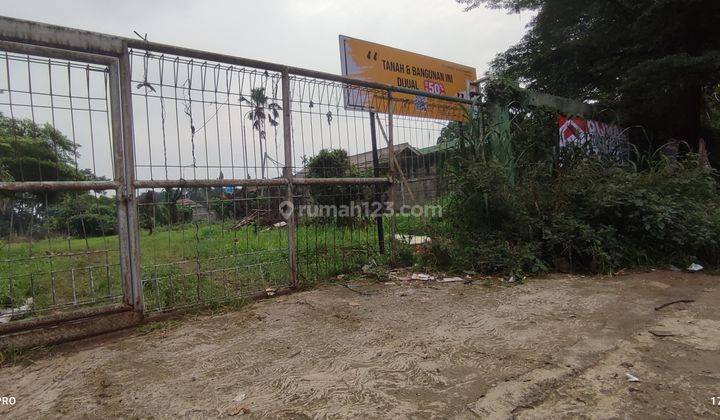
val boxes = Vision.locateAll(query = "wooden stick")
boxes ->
[654,299,695,311]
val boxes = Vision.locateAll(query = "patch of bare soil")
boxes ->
[1,270,719,419]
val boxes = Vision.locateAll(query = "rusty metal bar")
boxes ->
[387,92,397,265]
[281,69,298,289]
[119,43,144,313]
[134,178,288,189]
[369,111,385,254]
[0,39,116,65]
[127,39,473,105]
[0,16,124,56]
[293,177,391,186]
[0,303,129,336]
[0,309,141,350]
[107,57,134,314]
[133,177,391,188]
[0,180,118,192]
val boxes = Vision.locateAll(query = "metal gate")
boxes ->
[0,16,472,346]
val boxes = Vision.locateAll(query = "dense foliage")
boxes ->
[0,114,99,238]
[0,115,84,183]
[48,193,117,237]
[304,149,372,224]
[426,106,720,275]
[458,0,720,165]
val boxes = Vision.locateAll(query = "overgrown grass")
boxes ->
[434,150,720,275]
[0,218,389,316]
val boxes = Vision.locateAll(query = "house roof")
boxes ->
[418,139,458,155]
[294,143,422,178]
[347,142,422,168]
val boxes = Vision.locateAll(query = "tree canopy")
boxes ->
[459,0,720,161]
[0,113,84,182]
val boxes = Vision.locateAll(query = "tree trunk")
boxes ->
[676,84,705,151]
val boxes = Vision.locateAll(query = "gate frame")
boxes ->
[0,15,475,332]
[0,39,142,314]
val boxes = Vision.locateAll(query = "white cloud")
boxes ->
[0,0,528,75]
[0,0,529,180]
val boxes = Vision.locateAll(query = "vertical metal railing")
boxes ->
[0,15,474,327]
[281,69,297,288]
[0,40,131,323]
[118,43,143,312]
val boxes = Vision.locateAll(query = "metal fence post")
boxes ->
[281,69,298,288]
[108,60,134,310]
[118,43,144,312]
[369,111,385,254]
[387,91,397,265]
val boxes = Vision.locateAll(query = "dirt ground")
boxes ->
[1,270,719,419]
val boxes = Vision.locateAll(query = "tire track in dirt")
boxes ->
[0,271,718,418]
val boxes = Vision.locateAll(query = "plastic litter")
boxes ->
[687,263,704,273]
[626,373,640,382]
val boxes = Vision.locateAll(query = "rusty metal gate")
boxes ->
[0,16,473,347]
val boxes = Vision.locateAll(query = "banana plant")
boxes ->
[241,87,281,179]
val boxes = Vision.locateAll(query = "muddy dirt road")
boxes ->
[1,270,719,419]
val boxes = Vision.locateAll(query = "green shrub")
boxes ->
[439,148,720,274]
[305,149,372,226]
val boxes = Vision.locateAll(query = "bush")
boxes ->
[305,149,372,225]
[48,193,117,237]
[438,148,720,274]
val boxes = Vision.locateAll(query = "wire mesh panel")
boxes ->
[137,185,291,312]
[0,50,124,321]
[390,98,467,210]
[0,17,477,323]
[129,49,292,312]
[287,76,392,284]
[129,49,287,182]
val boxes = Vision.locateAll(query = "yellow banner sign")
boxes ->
[339,35,477,121]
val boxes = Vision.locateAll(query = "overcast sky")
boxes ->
[0,0,528,76]
[0,0,530,181]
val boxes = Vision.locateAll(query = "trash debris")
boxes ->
[411,273,435,281]
[383,281,396,286]
[437,277,465,283]
[233,393,247,403]
[394,234,431,245]
[231,210,259,230]
[508,275,516,283]
[272,221,287,228]
[362,260,379,273]
[649,330,675,338]
[654,299,695,311]
[265,288,276,297]
[0,298,33,324]
[687,263,704,273]
[626,373,640,382]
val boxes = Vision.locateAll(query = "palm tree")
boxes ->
[243,87,281,179]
